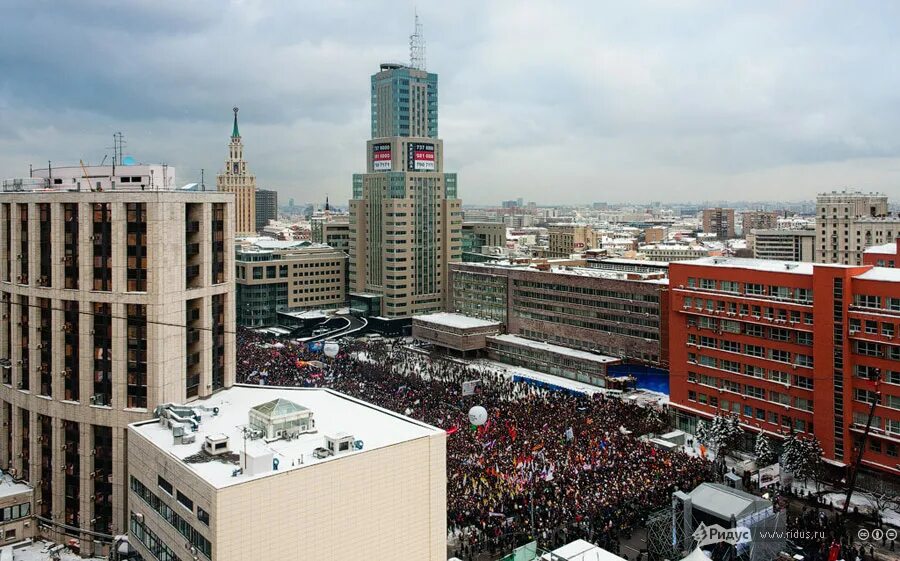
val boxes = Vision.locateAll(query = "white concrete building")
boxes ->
[127,385,446,561]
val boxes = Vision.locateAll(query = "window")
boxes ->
[792,375,813,390]
[794,397,813,412]
[158,476,173,496]
[854,295,882,309]
[770,349,791,363]
[770,328,790,342]
[745,344,764,357]
[197,507,210,526]
[745,324,763,337]
[699,278,715,290]
[795,354,813,368]
[883,323,895,338]
[769,370,790,384]
[176,490,194,511]
[866,320,878,335]
[722,340,740,353]
[721,281,739,293]
[854,389,879,404]
[688,390,697,402]
[796,331,813,346]
[885,394,900,410]
[746,283,764,295]
[744,385,765,399]
[855,341,882,357]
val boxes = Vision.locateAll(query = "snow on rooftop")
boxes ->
[543,539,626,561]
[854,267,900,282]
[684,257,818,275]
[0,472,31,499]
[130,385,440,489]
[488,334,620,364]
[864,241,898,254]
[2,540,104,561]
[413,312,501,330]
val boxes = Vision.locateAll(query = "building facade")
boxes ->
[815,191,899,265]
[236,239,347,327]
[668,257,900,476]
[216,107,257,236]
[461,222,505,254]
[448,262,668,367]
[254,189,278,232]
[863,240,900,268]
[349,63,462,318]
[741,211,780,235]
[547,225,599,258]
[127,386,446,561]
[639,244,712,262]
[311,216,351,254]
[749,229,815,262]
[702,208,736,239]
[0,165,235,551]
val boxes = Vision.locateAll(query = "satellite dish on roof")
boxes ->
[122,155,136,165]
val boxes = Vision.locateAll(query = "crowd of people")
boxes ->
[236,328,711,558]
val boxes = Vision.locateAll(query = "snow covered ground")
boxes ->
[0,540,104,560]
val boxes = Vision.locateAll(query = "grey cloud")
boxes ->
[2,0,900,205]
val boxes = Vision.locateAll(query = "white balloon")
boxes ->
[323,342,339,358]
[468,406,488,426]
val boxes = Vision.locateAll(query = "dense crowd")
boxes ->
[236,328,711,558]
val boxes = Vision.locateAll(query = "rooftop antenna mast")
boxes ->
[409,10,426,70]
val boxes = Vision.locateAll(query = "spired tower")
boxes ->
[349,16,462,320]
[217,107,257,235]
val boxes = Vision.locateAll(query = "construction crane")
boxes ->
[79,159,102,192]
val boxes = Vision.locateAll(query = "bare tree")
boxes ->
[859,479,900,528]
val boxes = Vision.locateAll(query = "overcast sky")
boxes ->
[2,1,900,206]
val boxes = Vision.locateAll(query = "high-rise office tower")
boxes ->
[255,188,278,232]
[0,164,235,553]
[349,21,462,319]
[217,107,257,236]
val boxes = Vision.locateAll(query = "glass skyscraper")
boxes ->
[350,62,461,320]
[371,63,439,139]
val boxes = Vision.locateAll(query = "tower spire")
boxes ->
[232,106,240,138]
[409,10,426,70]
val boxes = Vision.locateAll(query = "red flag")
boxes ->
[828,541,840,561]
[446,425,459,436]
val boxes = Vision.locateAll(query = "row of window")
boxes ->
[130,512,182,561]
[854,295,900,311]
[685,278,813,303]
[687,390,811,432]
[144,476,211,555]
[683,297,815,324]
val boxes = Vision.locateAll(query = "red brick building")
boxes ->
[863,239,900,268]
[669,257,900,476]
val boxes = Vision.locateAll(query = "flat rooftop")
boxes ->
[681,256,817,275]
[854,268,900,282]
[413,312,501,330]
[488,334,620,364]
[130,385,441,489]
[0,471,31,499]
[864,241,898,254]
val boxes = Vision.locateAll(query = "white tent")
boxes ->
[680,548,711,561]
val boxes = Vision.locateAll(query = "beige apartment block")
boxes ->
[547,225,599,258]
[217,107,257,236]
[815,190,900,265]
[0,165,235,554]
[127,385,446,561]
[235,238,348,327]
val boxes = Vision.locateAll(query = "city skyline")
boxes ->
[3,1,900,205]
